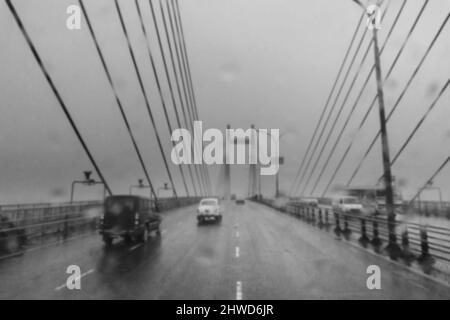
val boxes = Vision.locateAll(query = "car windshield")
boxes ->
[200,200,217,206]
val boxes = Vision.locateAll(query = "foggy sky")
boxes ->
[1,0,449,204]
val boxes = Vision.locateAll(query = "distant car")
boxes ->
[235,199,245,205]
[300,198,319,207]
[197,198,222,224]
[100,195,161,245]
[333,196,363,214]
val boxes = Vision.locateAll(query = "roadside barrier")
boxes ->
[255,198,450,270]
[0,197,201,258]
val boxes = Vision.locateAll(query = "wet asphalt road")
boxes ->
[0,201,449,299]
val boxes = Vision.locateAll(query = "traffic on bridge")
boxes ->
[1,0,450,304]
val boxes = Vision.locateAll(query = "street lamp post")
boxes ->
[352,0,401,258]
[129,178,152,198]
[158,182,174,198]
[70,171,106,203]
[275,156,284,198]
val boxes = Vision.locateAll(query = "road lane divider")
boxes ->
[236,281,243,300]
[235,246,240,258]
[129,244,142,251]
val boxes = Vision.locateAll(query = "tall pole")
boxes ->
[224,124,231,200]
[275,171,279,198]
[275,156,284,198]
[372,27,400,257]
[70,181,77,203]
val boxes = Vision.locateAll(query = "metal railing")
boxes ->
[257,198,450,270]
[0,201,103,256]
[0,197,201,258]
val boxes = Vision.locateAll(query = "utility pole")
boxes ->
[224,124,231,200]
[275,156,284,198]
[352,0,401,257]
[275,171,279,198]
[248,124,257,199]
[372,21,401,258]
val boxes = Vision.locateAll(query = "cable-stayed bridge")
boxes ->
[1,0,450,299]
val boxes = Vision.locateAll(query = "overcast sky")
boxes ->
[1,0,449,204]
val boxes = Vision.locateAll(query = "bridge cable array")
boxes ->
[113,0,180,198]
[291,0,448,200]
[173,0,214,195]
[346,12,449,186]
[147,0,200,196]
[307,0,408,196]
[171,0,214,195]
[134,0,191,197]
[290,2,392,197]
[288,12,365,197]
[320,0,431,196]
[158,0,208,196]
[387,79,450,171]
[299,4,394,197]
[296,6,380,197]
[6,0,214,199]
[296,1,400,197]
[5,0,113,196]
[78,0,158,200]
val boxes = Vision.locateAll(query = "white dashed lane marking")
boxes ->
[129,244,142,251]
[236,281,243,300]
[235,246,240,258]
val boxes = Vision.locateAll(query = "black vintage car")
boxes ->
[100,195,161,245]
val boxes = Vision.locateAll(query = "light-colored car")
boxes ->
[333,196,363,214]
[197,198,222,223]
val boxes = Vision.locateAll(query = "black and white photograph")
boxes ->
[1,0,450,305]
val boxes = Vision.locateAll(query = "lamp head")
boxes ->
[83,171,92,182]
